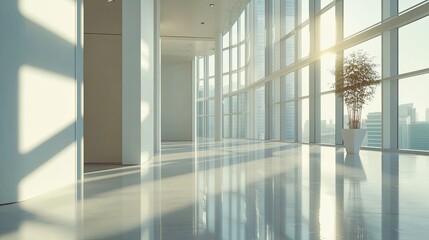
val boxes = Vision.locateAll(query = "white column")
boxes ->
[154,0,161,153]
[215,33,223,141]
[382,0,398,150]
[122,0,155,165]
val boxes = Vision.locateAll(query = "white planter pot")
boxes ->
[342,129,367,154]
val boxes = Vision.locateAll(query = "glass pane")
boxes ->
[300,66,309,97]
[300,25,310,59]
[300,98,309,143]
[232,21,238,45]
[320,7,336,50]
[344,0,381,38]
[320,53,335,93]
[300,0,309,23]
[399,0,425,12]
[239,93,247,112]
[399,16,429,74]
[231,73,238,92]
[239,11,246,42]
[283,35,295,67]
[239,70,246,89]
[199,57,205,79]
[240,44,246,68]
[198,80,205,98]
[232,115,238,138]
[282,0,295,35]
[223,97,230,114]
[223,75,230,94]
[207,116,215,138]
[271,103,281,140]
[223,115,230,138]
[208,55,215,77]
[284,101,295,141]
[232,95,238,113]
[223,32,230,48]
[208,100,215,115]
[321,0,333,10]
[256,0,266,80]
[232,47,238,71]
[399,73,429,151]
[238,114,247,138]
[255,86,266,139]
[284,72,295,100]
[198,101,204,116]
[198,117,205,137]
[208,78,215,97]
[223,49,230,73]
[320,93,335,144]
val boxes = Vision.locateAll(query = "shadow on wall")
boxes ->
[0,0,81,235]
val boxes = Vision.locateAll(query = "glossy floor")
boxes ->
[1,140,429,239]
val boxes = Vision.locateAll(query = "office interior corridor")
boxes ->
[1,140,428,240]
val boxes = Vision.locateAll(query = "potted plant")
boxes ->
[332,50,380,153]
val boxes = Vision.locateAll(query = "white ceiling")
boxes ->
[160,0,249,63]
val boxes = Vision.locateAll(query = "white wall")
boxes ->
[84,0,122,164]
[0,0,78,203]
[161,61,193,141]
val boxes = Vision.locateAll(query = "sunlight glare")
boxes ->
[18,65,75,154]
[19,0,75,44]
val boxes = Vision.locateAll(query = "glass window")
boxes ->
[223,97,230,114]
[232,21,238,45]
[198,80,205,98]
[320,7,336,50]
[255,0,266,80]
[223,75,230,94]
[300,98,309,143]
[223,49,230,73]
[223,32,230,48]
[255,86,266,139]
[399,73,429,151]
[300,0,309,23]
[282,0,295,35]
[399,0,425,12]
[284,101,295,141]
[232,47,238,71]
[199,57,205,79]
[208,55,215,77]
[239,11,246,42]
[283,35,295,67]
[224,115,230,138]
[239,44,246,68]
[344,0,381,38]
[208,78,215,97]
[399,16,429,74]
[231,73,238,92]
[321,0,333,10]
[320,93,335,144]
[320,53,335,93]
[239,70,246,89]
[300,66,309,97]
[284,72,295,100]
[299,25,310,59]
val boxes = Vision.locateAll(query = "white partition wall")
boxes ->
[122,0,156,165]
[0,0,80,203]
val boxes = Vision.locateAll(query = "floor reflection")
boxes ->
[1,140,429,239]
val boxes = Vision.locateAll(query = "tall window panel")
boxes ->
[196,55,216,139]
[282,73,296,141]
[222,7,248,139]
[398,16,429,151]
[399,0,426,12]
[320,7,336,51]
[255,0,266,80]
[271,79,281,140]
[319,54,335,144]
[255,86,266,140]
